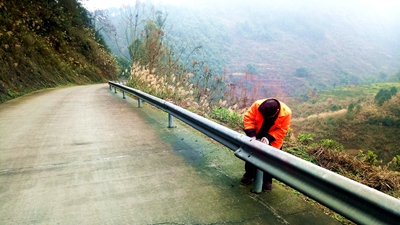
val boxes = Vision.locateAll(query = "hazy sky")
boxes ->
[82,0,400,11]
[82,0,185,10]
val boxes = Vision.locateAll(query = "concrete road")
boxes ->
[0,84,340,225]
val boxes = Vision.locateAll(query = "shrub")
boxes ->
[294,66,309,78]
[346,103,357,120]
[117,57,132,78]
[285,147,317,164]
[229,111,243,128]
[319,139,343,151]
[375,89,392,106]
[393,155,400,171]
[357,150,378,166]
[210,107,231,123]
[347,103,355,112]
[297,133,313,145]
[381,116,397,127]
[330,105,342,111]
[390,87,397,96]
[210,107,243,129]
[367,116,400,127]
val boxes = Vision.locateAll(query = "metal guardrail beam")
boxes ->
[109,81,400,225]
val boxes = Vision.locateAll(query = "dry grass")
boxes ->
[309,146,400,194]
[127,63,255,117]
[127,63,215,114]
[293,108,347,122]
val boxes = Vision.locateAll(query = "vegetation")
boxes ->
[294,66,310,78]
[125,60,400,223]
[288,135,400,192]
[0,0,117,103]
[375,87,397,106]
[210,107,243,129]
[117,2,400,200]
[121,13,400,215]
[104,0,400,98]
[114,2,264,117]
[2,1,400,223]
[125,58,400,192]
[290,82,400,164]
[282,133,399,225]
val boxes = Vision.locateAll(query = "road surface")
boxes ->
[0,84,340,224]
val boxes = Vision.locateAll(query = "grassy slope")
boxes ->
[290,82,400,163]
[0,0,117,103]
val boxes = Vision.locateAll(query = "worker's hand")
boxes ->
[260,137,269,145]
[250,136,256,140]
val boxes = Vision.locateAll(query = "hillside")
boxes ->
[163,0,400,98]
[120,0,400,98]
[97,1,400,98]
[0,0,117,103]
[95,0,400,162]
[290,82,400,163]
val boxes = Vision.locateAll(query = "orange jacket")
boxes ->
[243,99,292,149]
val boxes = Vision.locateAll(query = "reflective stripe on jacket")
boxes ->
[243,99,292,149]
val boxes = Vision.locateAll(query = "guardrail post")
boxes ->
[122,91,126,99]
[109,85,112,91]
[168,113,174,128]
[168,101,174,128]
[252,169,263,193]
[114,87,117,93]
[138,98,142,108]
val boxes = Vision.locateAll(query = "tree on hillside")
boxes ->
[117,57,132,78]
[390,87,398,96]
[104,1,158,61]
[127,15,193,80]
[134,19,164,72]
[129,39,145,65]
[294,66,309,78]
[87,9,115,50]
[375,89,392,106]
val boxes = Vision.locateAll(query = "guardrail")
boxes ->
[109,81,400,225]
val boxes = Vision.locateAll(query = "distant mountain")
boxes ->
[101,0,400,98]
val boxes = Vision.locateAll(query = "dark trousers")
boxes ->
[243,162,273,184]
